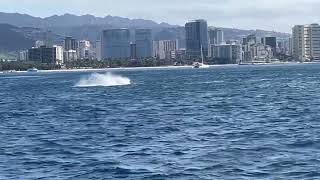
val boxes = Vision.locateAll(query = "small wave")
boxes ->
[0,76,40,79]
[75,72,131,87]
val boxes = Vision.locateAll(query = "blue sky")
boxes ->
[1,0,320,32]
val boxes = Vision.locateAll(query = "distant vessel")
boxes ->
[193,45,210,69]
[27,67,38,72]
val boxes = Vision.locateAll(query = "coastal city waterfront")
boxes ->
[2,0,320,179]
[2,18,318,71]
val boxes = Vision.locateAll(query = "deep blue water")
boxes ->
[1,64,320,179]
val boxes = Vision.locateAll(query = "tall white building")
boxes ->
[53,45,64,65]
[78,40,91,60]
[304,24,320,61]
[292,24,320,62]
[208,28,224,57]
[292,25,306,61]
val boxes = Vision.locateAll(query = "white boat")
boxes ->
[193,45,210,69]
[27,67,38,72]
[192,62,210,68]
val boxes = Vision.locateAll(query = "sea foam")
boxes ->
[75,72,131,87]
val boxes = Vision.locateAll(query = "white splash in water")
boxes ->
[75,72,131,87]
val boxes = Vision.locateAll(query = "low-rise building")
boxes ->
[210,44,242,64]
[153,40,178,60]
[19,50,28,61]
[28,46,57,64]
[63,50,77,63]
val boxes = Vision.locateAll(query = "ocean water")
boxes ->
[1,64,320,179]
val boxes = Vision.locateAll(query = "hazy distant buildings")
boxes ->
[262,37,277,55]
[242,34,257,62]
[35,40,45,48]
[243,34,257,45]
[78,40,91,59]
[130,43,137,59]
[241,34,275,63]
[64,37,77,51]
[43,31,54,47]
[92,40,102,60]
[252,43,273,61]
[208,28,225,57]
[209,28,224,45]
[135,29,152,58]
[289,37,293,56]
[210,44,242,64]
[153,40,178,59]
[63,50,77,63]
[19,50,28,61]
[185,19,208,58]
[101,29,131,59]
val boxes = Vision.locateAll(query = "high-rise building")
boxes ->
[130,43,137,59]
[64,37,77,51]
[304,24,320,61]
[185,19,208,58]
[289,37,293,56]
[78,40,91,59]
[245,34,257,45]
[92,40,102,60]
[135,29,152,58]
[242,34,257,62]
[101,29,131,59]
[208,28,224,45]
[262,37,277,55]
[292,25,305,61]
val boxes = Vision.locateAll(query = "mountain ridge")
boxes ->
[0,12,290,53]
[0,12,177,29]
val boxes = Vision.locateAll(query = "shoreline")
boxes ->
[0,61,317,74]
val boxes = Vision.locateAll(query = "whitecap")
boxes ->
[75,72,131,87]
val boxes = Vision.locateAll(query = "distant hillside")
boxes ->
[220,27,290,41]
[0,12,290,40]
[0,12,290,53]
[0,24,34,52]
[0,12,176,29]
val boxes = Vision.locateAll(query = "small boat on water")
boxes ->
[27,67,38,72]
[192,62,210,69]
[193,45,210,69]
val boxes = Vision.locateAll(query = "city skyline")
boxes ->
[1,0,320,32]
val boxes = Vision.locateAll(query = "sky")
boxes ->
[1,0,320,32]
